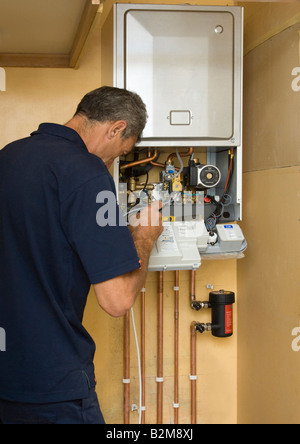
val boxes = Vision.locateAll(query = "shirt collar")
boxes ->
[31,123,87,151]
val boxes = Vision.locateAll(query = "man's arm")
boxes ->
[93,202,163,317]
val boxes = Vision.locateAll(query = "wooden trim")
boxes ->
[69,0,101,68]
[0,54,70,68]
[244,12,300,56]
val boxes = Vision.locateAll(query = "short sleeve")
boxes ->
[60,173,140,284]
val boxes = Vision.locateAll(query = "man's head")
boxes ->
[75,86,147,141]
[66,86,147,168]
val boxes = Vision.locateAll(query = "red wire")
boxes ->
[224,148,234,192]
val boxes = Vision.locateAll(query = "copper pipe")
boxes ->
[141,288,146,424]
[190,322,197,425]
[120,149,158,170]
[148,148,165,169]
[190,270,196,305]
[147,148,154,158]
[151,160,180,172]
[157,271,164,424]
[167,147,194,163]
[150,160,165,168]
[148,148,181,170]
[174,271,180,424]
[124,311,130,424]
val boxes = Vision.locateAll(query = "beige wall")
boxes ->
[0,24,103,149]
[237,1,300,424]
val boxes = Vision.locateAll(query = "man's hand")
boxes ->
[93,201,163,318]
[128,200,164,249]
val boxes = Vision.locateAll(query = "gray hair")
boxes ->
[75,86,147,141]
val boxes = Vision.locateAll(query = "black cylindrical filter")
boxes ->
[209,290,235,338]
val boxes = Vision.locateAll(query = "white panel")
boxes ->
[124,9,235,142]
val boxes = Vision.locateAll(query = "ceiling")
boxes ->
[0,0,102,68]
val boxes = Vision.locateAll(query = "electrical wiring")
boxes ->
[205,149,234,231]
[141,172,149,195]
[125,205,146,218]
[130,307,143,425]
[224,149,234,193]
[173,148,184,178]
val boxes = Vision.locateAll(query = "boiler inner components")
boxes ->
[216,224,245,251]
[116,147,246,271]
[184,160,221,190]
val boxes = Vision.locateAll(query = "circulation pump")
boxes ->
[194,290,235,338]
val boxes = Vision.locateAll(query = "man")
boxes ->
[0,86,163,424]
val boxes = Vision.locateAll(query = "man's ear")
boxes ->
[108,120,127,139]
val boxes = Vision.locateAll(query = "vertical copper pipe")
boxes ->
[190,322,197,425]
[157,271,164,424]
[124,311,130,424]
[190,270,196,305]
[174,271,180,424]
[141,288,146,424]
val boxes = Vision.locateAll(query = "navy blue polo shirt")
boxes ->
[0,123,140,403]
